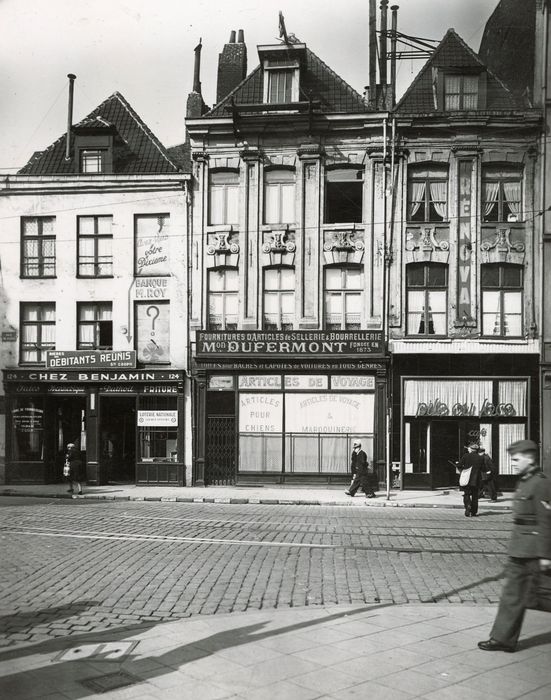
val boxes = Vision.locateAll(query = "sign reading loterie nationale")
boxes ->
[196,331,385,358]
[46,350,136,370]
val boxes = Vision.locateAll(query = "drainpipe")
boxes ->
[65,73,76,161]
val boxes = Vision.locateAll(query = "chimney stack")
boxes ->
[379,1,389,90]
[216,29,247,104]
[390,5,399,107]
[368,0,377,108]
[65,73,76,162]
[193,39,202,94]
[187,39,208,117]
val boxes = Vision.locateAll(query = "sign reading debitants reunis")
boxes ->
[196,331,385,357]
[46,350,136,370]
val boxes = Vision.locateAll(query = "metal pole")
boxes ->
[65,73,76,162]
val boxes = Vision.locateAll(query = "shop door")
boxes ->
[100,397,136,483]
[205,392,235,485]
[51,396,87,483]
[430,421,462,488]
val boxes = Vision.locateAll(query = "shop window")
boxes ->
[208,170,239,226]
[264,169,295,224]
[263,267,295,330]
[406,262,448,336]
[11,397,45,461]
[20,303,55,364]
[324,168,363,224]
[77,302,113,350]
[135,214,170,276]
[481,263,523,337]
[324,266,362,330]
[138,396,178,462]
[444,74,479,110]
[21,217,56,278]
[77,215,113,277]
[408,165,448,223]
[482,165,522,223]
[80,149,106,173]
[208,268,238,330]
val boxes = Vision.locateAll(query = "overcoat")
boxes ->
[508,469,551,560]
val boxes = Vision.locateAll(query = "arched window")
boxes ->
[481,263,523,337]
[406,263,448,336]
[264,169,295,225]
[324,266,362,330]
[407,165,448,223]
[208,267,238,330]
[263,267,295,330]
[208,170,239,226]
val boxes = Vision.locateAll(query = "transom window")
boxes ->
[20,303,55,364]
[77,302,113,350]
[208,268,238,330]
[408,166,448,223]
[78,215,113,277]
[21,217,56,278]
[209,170,239,226]
[324,266,362,330]
[482,165,523,223]
[444,75,478,110]
[407,263,448,336]
[324,168,364,224]
[481,264,523,337]
[263,268,295,330]
[264,169,295,224]
[80,149,105,173]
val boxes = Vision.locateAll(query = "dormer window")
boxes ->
[80,149,106,173]
[263,60,300,104]
[444,75,478,110]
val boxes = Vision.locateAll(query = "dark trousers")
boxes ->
[491,557,540,647]
[349,467,373,496]
[463,485,479,515]
[482,477,498,500]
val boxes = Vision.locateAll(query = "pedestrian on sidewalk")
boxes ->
[64,442,84,496]
[478,439,551,653]
[457,442,483,517]
[345,440,375,498]
[479,447,498,501]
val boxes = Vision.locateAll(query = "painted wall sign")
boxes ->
[330,376,375,391]
[137,410,178,427]
[208,376,235,390]
[284,375,328,390]
[415,399,517,418]
[135,277,169,299]
[135,215,170,276]
[239,393,283,432]
[1,331,17,342]
[238,375,282,390]
[46,350,136,370]
[4,370,181,383]
[457,160,474,323]
[196,361,387,372]
[285,393,374,433]
[196,331,384,357]
[136,302,170,364]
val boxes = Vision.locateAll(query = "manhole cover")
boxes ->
[81,670,140,693]
[54,640,138,662]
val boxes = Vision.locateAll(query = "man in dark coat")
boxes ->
[479,447,498,501]
[478,439,551,653]
[345,440,375,498]
[65,442,84,496]
[458,442,484,517]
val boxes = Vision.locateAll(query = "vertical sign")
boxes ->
[135,214,170,276]
[136,301,170,364]
[457,160,474,323]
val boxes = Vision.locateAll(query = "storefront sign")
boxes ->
[46,385,86,394]
[196,361,387,372]
[143,385,178,394]
[196,331,385,357]
[4,370,181,383]
[137,410,178,426]
[457,160,474,323]
[208,376,234,390]
[238,375,282,390]
[135,216,169,276]
[12,407,44,433]
[136,302,170,364]
[330,376,375,391]
[239,393,283,432]
[135,277,169,299]
[285,393,374,433]
[46,350,136,370]
[415,399,516,418]
[284,375,328,390]
[100,385,138,393]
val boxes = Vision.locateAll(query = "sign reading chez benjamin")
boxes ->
[197,331,384,358]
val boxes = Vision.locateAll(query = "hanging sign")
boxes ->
[46,350,136,370]
[457,159,474,323]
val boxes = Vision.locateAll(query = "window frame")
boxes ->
[407,166,449,223]
[323,265,363,331]
[77,215,113,278]
[324,167,364,225]
[77,302,113,350]
[406,262,448,337]
[443,74,479,111]
[208,170,240,226]
[80,149,106,174]
[207,267,239,331]
[263,266,295,330]
[262,60,300,104]
[19,302,55,365]
[482,166,523,223]
[481,263,524,338]
[20,216,56,278]
[263,168,296,225]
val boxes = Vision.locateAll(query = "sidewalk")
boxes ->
[0,483,514,510]
[1,603,549,699]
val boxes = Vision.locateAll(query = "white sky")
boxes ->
[0,0,498,173]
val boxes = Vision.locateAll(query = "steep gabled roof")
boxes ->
[395,28,520,114]
[19,92,182,175]
[206,45,368,117]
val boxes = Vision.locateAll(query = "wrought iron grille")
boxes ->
[206,415,236,485]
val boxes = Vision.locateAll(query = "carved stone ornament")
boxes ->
[480,227,525,264]
[207,230,240,256]
[262,230,296,255]
[404,226,449,264]
[323,229,364,265]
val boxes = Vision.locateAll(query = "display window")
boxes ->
[137,395,178,462]
[11,398,45,461]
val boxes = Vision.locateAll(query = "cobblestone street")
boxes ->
[0,497,511,649]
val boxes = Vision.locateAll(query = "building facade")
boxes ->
[0,91,191,486]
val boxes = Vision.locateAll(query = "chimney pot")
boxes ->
[229,30,236,43]
[237,29,244,43]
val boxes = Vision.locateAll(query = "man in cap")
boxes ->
[478,439,551,653]
[345,440,375,498]
[457,442,484,517]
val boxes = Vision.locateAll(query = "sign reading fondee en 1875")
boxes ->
[196,331,385,357]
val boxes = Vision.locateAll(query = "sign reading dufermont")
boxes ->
[46,350,136,370]
[196,331,384,357]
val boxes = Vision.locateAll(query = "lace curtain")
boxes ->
[409,181,425,218]
[483,181,500,217]
[503,182,521,215]
[429,181,447,219]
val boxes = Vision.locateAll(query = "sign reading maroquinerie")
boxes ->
[197,331,384,357]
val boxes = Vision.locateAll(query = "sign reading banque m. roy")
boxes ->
[46,350,136,370]
[196,331,385,357]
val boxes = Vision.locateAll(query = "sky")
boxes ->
[0,0,498,173]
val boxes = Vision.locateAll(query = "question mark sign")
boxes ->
[146,305,160,336]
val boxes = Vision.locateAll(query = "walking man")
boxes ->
[345,440,375,498]
[458,442,484,517]
[478,439,551,653]
[479,446,498,501]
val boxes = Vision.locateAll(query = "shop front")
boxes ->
[191,331,388,485]
[3,360,185,485]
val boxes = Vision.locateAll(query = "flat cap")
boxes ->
[507,439,538,455]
